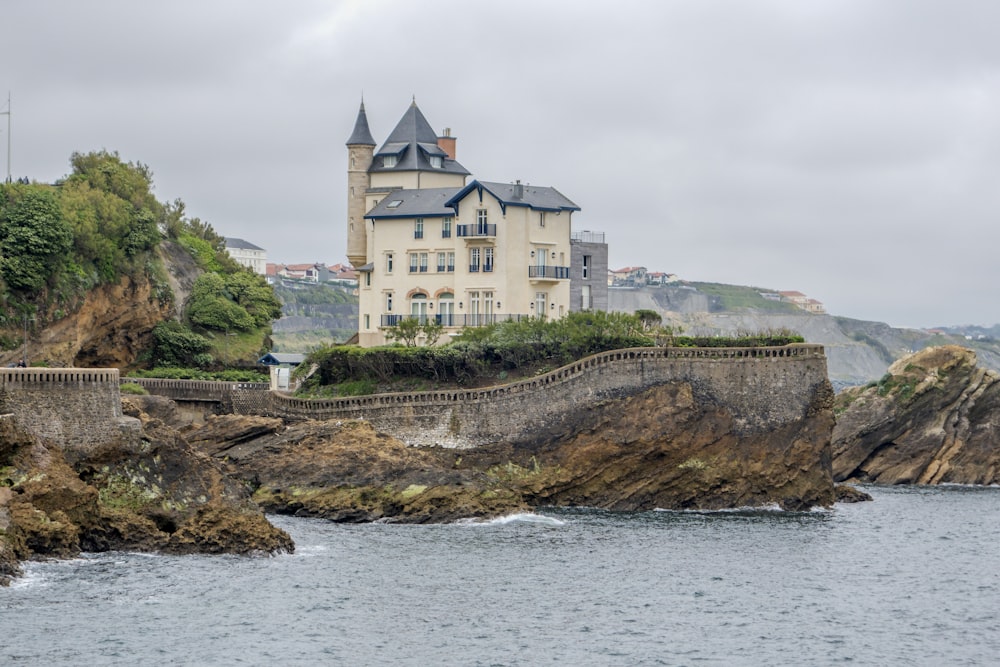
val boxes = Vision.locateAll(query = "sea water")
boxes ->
[3,485,998,666]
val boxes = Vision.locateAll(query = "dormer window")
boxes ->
[383,155,398,168]
[430,155,443,168]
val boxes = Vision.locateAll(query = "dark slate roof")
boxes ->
[346,101,376,146]
[365,187,462,220]
[370,101,470,176]
[225,237,265,251]
[445,180,580,215]
[258,352,306,366]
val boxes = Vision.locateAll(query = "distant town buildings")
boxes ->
[608,266,679,288]
[266,262,359,292]
[224,237,267,274]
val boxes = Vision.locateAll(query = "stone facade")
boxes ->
[0,369,140,462]
[570,232,609,312]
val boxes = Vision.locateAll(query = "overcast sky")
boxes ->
[3,0,999,328]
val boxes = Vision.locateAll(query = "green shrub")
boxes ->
[127,367,267,382]
[119,382,149,395]
[151,321,213,367]
[337,379,377,396]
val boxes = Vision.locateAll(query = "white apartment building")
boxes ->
[224,237,267,275]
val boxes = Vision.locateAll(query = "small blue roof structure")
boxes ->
[258,352,306,367]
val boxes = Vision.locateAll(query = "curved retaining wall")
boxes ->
[248,344,829,449]
[0,368,140,460]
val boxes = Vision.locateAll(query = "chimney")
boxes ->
[513,179,523,199]
[437,127,457,160]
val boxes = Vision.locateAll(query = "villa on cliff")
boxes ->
[346,100,608,346]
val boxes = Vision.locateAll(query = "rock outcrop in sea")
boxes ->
[0,397,293,586]
[832,345,1000,484]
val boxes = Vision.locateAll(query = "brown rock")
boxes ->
[834,484,873,503]
[188,376,836,521]
[0,397,293,585]
[833,345,1000,484]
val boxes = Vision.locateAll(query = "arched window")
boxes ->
[410,293,428,323]
[437,293,455,327]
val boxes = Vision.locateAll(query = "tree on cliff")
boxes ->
[60,151,162,283]
[0,150,284,371]
[0,186,73,293]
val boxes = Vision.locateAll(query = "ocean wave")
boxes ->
[455,512,566,526]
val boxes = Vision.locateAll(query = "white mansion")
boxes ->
[347,100,606,347]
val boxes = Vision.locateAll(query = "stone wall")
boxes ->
[248,344,829,449]
[570,238,609,312]
[0,368,140,462]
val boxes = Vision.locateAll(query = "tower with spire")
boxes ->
[346,101,376,268]
[345,99,469,269]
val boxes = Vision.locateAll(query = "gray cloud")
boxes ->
[3,0,999,327]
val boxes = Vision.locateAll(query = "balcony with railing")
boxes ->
[570,230,606,244]
[456,223,496,238]
[381,313,532,328]
[528,265,571,280]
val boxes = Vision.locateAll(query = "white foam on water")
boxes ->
[455,512,566,526]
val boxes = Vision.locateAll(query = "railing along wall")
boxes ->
[122,377,269,408]
[0,368,120,385]
[256,344,828,447]
[262,344,824,416]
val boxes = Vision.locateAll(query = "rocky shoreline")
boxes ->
[0,398,292,586]
[9,344,997,585]
[178,374,838,523]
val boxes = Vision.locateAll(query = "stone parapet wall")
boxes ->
[0,368,140,461]
[124,378,269,411]
[249,344,829,448]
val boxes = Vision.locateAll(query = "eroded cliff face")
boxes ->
[0,397,293,585]
[832,345,1000,485]
[184,374,837,523]
[0,242,199,369]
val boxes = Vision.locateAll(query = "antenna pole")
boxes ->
[1,92,9,183]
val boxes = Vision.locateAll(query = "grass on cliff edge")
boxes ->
[296,312,804,397]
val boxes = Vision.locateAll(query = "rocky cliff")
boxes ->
[182,371,837,523]
[832,346,1000,484]
[0,242,200,369]
[0,396,293,585]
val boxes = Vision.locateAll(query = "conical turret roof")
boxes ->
[345,100,376,146]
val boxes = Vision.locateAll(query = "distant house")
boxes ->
[225,237,267,274]
[779,290,826,314]
[804,299,826,314]
[277,263,329,283]
[646,271,678,286]
[610,266,647,287]
[328,263,359,282]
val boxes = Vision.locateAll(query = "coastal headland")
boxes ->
[179,344,838,522]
